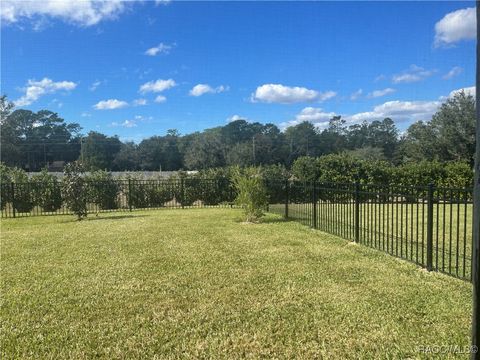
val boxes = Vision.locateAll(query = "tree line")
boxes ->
[0,91,475,172]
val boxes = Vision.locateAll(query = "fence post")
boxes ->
[128,178,132,212]
[354,182,360,243]
[312,181,317,229]
[181,178,185,209]
[285,179,289,219]
[426,183,434,271]
[11,182,16,218]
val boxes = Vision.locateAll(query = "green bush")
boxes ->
[0,163,12,210]
[196,168,232,205]
[145,181,174,207]
[31,169,62,212]
[232,167,268,222]
[62,162,87,220]
[10,167,34,213]
[86,170,119,210]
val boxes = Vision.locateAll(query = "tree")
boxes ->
[81,131,121,170]
[0,104,81,170]
[401,91,475,165]
[285,121,320,163]
[184,130,225,169]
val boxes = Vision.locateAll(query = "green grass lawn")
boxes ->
[1,208,473,359]
[270,202,473,280]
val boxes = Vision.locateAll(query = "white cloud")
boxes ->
[93,99,128,110]
[189,84,228,97]
[448,86,475,98]
[154,95,167,103]
[145,43,173,56]
[133,98,147,106]
[368,88,396,98]
[346,100,440,123]
[251,84,336,104]
[442,66,463,80]
[392,65,435,84]
[227,115,249,122]
[434,7,476,47]
[89,80,103,91]
[111,119,137,128]
[281,107,337,129]
[139,79,176,94]
[374,74,386,82]
[81,112,91,117]
[1,0,128,27]
[14,77,77,106]
[350,89,363,101]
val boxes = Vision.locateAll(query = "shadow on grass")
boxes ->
[83,214,149,222]
[233,216,290,224]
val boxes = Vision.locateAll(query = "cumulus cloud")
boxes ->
[189,84,228,97]
[392,65,435,84]
[281,107,337,129]
[442,66,463,80]
[93,99,128,110]
[139,79,176,94]
[154,95,167,103]
[144,43,173,56]
[346,100,440,123]
[251,84,336,104]
[133,98,147,106]
[1,0,128,27]
[434,7,476,47]
[350,89,363,101]
[448,86,475,98]
[14,77,77,106]
[368,88,396,98]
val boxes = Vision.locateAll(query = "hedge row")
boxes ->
[291,154,474,189]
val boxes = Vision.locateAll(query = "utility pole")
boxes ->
[472,2,480,358]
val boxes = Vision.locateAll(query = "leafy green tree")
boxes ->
[62,162,87,220]
[31,169,63,212]
[285,121,320,163]
[81,131,122,170]
[113,142,140,170]
[184,130,225,169]
[1,107,81,170]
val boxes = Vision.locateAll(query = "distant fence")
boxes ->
[0,178,235,217]
[1,178,474,281]
[266,180,474,281]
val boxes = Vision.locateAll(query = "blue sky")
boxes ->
[1,1,476,142]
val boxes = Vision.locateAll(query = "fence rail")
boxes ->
[267,180,474,281]
[1,178,474,281]
[0,178,235,218]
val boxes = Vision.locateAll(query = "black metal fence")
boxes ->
[0,178,235,218]
[1,177,474,281]
[266,180,474,281]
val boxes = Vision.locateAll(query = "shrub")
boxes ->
[86,170,119,210]
[145,180,174,207]
[0,163,12,210]
[232,167,268,222]
[31,169,62,212]
[125,175,149,209]
[62,162,87,220]
[9,167,34,213]
[196,168,232,205]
